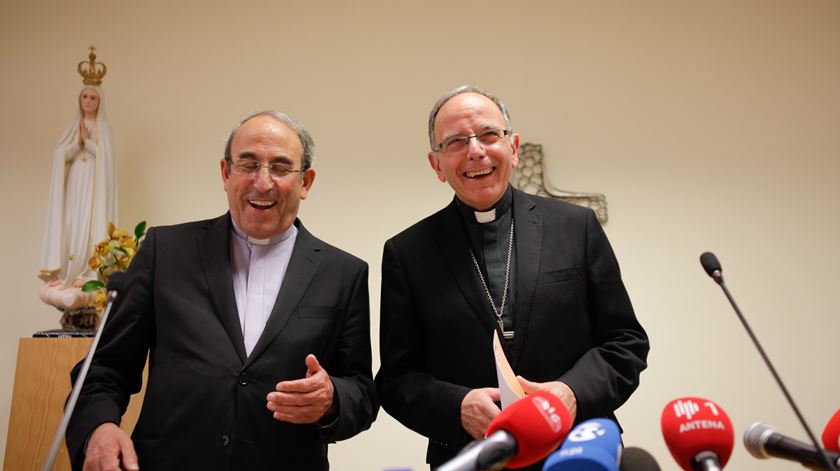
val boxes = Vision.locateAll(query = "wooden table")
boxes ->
[4,338,145,471]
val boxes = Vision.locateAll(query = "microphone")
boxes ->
[439,391,572,471]
[823,409,840,452]
[699,252,722,284]
[41,273,128,471]
[699,252,838,471]
[661,397,734,471]
[744,422,840,469]
[542,418,622,471]
[620,447,661,471]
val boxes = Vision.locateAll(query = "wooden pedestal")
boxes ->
[4,338,145,471]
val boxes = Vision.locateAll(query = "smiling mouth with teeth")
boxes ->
[464,167,495,178]
[249,200,276,209]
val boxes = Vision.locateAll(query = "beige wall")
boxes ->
[2,0,839,469]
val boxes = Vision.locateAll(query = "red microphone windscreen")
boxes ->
[822,408,840,452]
[661,397,734,471]
[485,391,572,469]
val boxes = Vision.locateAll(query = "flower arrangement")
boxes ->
[82,221,146,311]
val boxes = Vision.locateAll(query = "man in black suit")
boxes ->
[375,86,649,469]
[67,111,377,470]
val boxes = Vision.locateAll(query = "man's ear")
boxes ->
[428,152,446,183]
[299,167,316,200]
[220,159,230,183]
[510,133,520,168]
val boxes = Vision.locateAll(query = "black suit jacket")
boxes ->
[66,214,377,470]
[375,188,649,468]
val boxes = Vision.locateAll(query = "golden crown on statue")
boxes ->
[78,45,107,86]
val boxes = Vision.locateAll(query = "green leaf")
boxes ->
[134,221,147,240]
[82,280,106,292]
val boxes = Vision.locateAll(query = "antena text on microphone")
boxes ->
[661,397,734,471]
[672,399,728,433]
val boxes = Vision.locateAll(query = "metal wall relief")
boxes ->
[510,143,608,224]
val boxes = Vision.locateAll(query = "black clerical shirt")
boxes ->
[454,187,516,333]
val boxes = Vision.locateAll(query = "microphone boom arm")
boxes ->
[41,288,119,471]
[702,252,837,471]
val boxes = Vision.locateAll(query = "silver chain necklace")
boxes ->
[469,219,514,334]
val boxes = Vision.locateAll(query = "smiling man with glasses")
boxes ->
[66,111,377,471]
[376,86,649,470]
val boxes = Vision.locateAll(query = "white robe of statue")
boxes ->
[39,85,117,309]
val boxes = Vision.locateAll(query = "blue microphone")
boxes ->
[543,418,622,471]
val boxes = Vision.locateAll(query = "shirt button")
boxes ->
[221,434,230,447]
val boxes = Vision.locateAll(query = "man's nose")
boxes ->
[465,136,484,159]
[252,167,275,191]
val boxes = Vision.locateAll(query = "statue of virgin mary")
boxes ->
[38,48,116,310]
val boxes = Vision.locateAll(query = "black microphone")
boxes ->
[439,431,517,471]
[699,252,838,471]
[744,422,840,469]
[41,272,128,471]
[699,252,722,284]
[620,447,661,471]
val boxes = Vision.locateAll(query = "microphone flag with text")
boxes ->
[745,421,840,469]
[438,391,572,471]
[823,409,840,453]
[542,418,621,471]
[661,397,734,470]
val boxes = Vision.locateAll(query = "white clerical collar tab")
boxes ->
[474,208,496,224]
[247,236,270,246]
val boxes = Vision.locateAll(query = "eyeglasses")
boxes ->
[228,159,303,179]
[434,128,512,154]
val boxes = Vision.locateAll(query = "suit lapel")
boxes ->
[433,201,499,335]
[198,214,248,363]
[510,190,541,366]
[245,220,322,366]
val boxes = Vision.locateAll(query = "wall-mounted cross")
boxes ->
[510,142,608,224]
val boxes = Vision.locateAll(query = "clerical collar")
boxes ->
[230,220,296,246]
[455,186,513,224]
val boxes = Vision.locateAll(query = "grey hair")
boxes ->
[427,85,512,151]
[224,110,315,170]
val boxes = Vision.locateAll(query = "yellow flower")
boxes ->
[120,236,137,250]
[95,240,110,257]
[92,290,108,311]
[112,229,129,239]
[85,220,146,313]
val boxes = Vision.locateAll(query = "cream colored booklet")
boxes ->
[493,330,526,409]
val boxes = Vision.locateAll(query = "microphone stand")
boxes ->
[702,253,838,471]
[692,450,722,471]
[41,288,119,471]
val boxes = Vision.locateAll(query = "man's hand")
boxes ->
[83,422,139,471]
[517,376,578,422]
[460,387,501,440]
[266,354,335,424]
